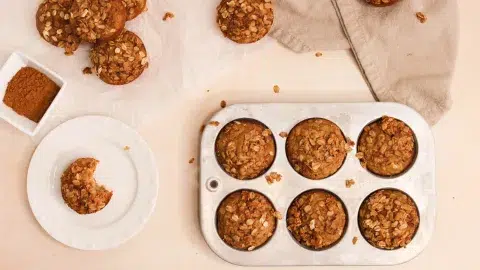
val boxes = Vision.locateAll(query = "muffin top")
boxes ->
[60,158,113,214]
[217,190,278,251]
[215,119,275,180]
[358,189,419,249]
[287,190,347,250]
[286,118,348,180]
[356,116,416,176]
[216,0,274,44]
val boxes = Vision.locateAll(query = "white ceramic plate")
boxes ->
[27,116,158,250]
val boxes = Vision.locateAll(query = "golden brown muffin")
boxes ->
[356,116,416,177]
[365,0,400,6]
[286,118,348,180]
[215,119,276,180]
[287,190,347,250]
[122,0,147,20]
[217,190,278,251]
[90,30,148,85]
[216,0,274,44]
[358,189,420,250]
[36,0,81,55]
[60,158,113,215]
[70,0,127,43]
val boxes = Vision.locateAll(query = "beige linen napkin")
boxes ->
[270,0,458,125]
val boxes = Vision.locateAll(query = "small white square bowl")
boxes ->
[0,51,66,136]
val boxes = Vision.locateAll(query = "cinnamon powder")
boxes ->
[3,67,59,123]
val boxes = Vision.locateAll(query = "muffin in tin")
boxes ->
[286,118,348,180]
[358,189,420,250]
[216,190,277,251]
[356,116,416,177]
[287,190,347,250]
[215,119,276,180]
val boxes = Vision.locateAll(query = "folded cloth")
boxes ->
[270,0,458,125]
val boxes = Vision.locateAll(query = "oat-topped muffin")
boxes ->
[356,116,416,177]
[365,0,399,6]
[286,118,348,180]
[36,0,81,55]
[122,0,146,20]
[216,0,274,44]
[215,119,276,180]
[287,190,347,250]
[358,189,420,250]
[217,190,278,251]
[90,30,148,85]
[61,158,113,215]
[70,0,126,43]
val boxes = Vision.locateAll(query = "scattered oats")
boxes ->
[247,246,256,251]
[209,121,220,127]
[279,131,288,138]
[82,67,93,75]
[345,179,355,188]
[188,158,195,164]
[220,100,227,108]
[416,12,427,23]
[273,85,280,93]
[352,236,358,245]
[123,146,130,151]
[315,52,323,57]
[163,11,175,21]
[265,172,282,184]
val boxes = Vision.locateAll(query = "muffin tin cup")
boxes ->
[200,103,435,266]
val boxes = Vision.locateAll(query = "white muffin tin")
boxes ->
[200,103,435,266]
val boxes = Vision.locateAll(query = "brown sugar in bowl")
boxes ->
[286,118,348,180]
[216,190,278,251]
[215,119,276,180]
[356,116,417,177]
[286,189,348,250]
[358,189,420,250]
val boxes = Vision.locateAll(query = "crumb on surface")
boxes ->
[273,85,280,93]
[352,236,358,245]
[163,11,175,21]
[220,100,227,108]
[345,179,355,188]
[279,132,288,138]
[82,67,92,75]
[265,172,282,184]
[123,146,130,151]
[209,121,220,127]
[188,157,195,164]
[416,12,427,23]
[315,52,323,57]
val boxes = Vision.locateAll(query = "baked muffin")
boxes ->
[286,118,348,180]
[215,119,275,180]
[356,116,416,177]
[90,30,148,85]
[287,190,347,250]
[36,0,81,55]
[216,0,274,44]
[216,190,278,251]
[60,158,113,215]
[122,0,147,20]
[365,0,400,6]
[358,189,420,250]
[70,0,127,43]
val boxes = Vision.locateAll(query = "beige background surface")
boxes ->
[0,1,479,269]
